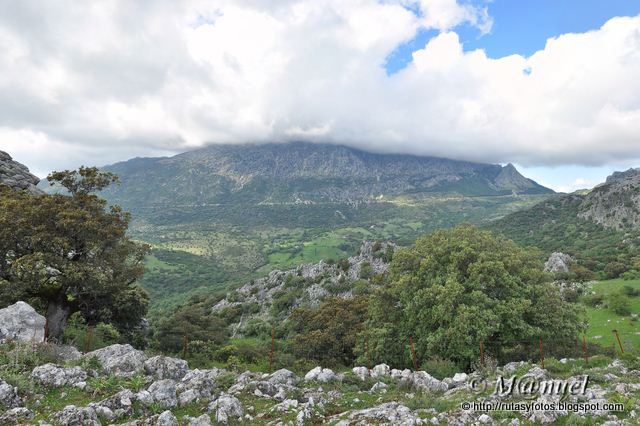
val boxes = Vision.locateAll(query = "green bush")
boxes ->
[621,270,640,280]
[620,352,640,370]
[421,357,460,380]
[622,285,640,296]
[214,345,239,362]
[607,292,631,316]
[359,262,373,279]
[605,262,628,279]
[581,293,604,307]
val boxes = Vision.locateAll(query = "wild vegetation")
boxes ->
[0,168,149,340]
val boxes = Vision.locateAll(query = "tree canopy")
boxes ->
[288,295,368,366]
[0,167,149,340]
[362,225,586,369]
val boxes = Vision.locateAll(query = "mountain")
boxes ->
[488,168,640,276]
[39,142,554,309]
[99,142,551,211]
[578,168,640,229]
[0,150,42,193]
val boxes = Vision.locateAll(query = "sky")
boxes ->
[1,0,640,192]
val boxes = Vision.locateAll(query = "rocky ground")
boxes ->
[212,241,395,334]
[0,340,639,425]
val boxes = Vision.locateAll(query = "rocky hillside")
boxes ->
[92,142,552,211]
[488,169,640,275]
[579,168,640,230]
[213,241,395,335]
[0,301,638,425]
[0,151,42,193]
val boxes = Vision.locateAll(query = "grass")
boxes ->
[584,278,640,353]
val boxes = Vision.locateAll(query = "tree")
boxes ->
[362,225,586,369]
[0,167,149,340]
[289,296,368,366]
[153,305,228,353]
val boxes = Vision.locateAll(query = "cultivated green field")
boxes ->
[585,278,640,353]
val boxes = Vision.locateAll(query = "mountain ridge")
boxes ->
[96,142,552,210]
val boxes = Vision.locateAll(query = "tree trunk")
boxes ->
[46,298,71,341]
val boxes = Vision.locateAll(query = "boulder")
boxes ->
[443,372,468,388]
[51,405,100,426]
[0,380,22,409]
[0,301,45,342]
[0,407,34,423]
[84,344,147,376]
[268,368,299,386]
[544,252,573,273]
[352,366,370,381]
[148,379,178,408]
[155,410,179,426]
[371,363,390,378]
[208,394,244,424]
[135,390,155,407]
[93,389,135,415]
[304,366,323,381]
[177,368,225,399]
[31,363,87,387]
[0,150,42,193]
[144,355,188,380]
[304,366,337,383]
[411,371,448,393]
[370,381,388,392]
[183,414,212,426]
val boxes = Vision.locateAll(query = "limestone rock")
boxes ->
[268,368,299,386]
[177,368,225,399]
[0,407,34,423]
[371,363,390,378]
[305,366,337,383]
[84,344,147,376]
[144,355,188,380]
[544,252,573,273]
[51,405,100,426]
[31,363,87,387]
[182,414,212,426]
[411,371,448,393]
[147,379,178,408]
[0,150,42,193]
[352,366,370,381]
[208,394,244,424]
[0,380,22,409]
[0,301,46,342]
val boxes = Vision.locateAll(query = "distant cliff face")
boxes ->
[0,151,42,193]
[97,142,552,210]
[578,168,640,230]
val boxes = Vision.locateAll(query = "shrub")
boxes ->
[289,296,368,366]
[607,292,631,316]
[214,345,239,362]
[604,262,628,279]
[338,259,351,272]
[622,285,640,297]
[359,262,373,279]
[581,293,604,307]
[421,357,460,380]
[620,352,640,370]
[621,270,640,281]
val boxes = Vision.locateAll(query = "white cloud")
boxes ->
[0,0,639,176]
[419,0,492,34]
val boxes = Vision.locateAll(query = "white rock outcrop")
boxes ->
[0,301,46,342]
